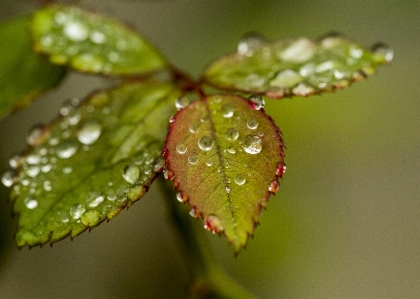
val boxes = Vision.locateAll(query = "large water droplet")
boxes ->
[176,144,187,154]
[243,135,262,154]
[77,121,102,145]
[204,215,224,234]
[238,33,266,56]
[188,155,198,165]
[248,94,265,110]
[70,204,86,219]
[371,43,394,62]
[24,197,38,209]
[122,164,140,184]
[198,136,213,151]
[222,105,234,118]
[1,170,16,188]
[86,192,105,208]
[56,142,79,159]
[247,119,259,130]
[64,21,88,41]
[225,128,239,141]
[270,69,302,89]
[279,38,315,63]
[234,174,246,185]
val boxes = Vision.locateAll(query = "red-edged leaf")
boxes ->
[164,94,285,253]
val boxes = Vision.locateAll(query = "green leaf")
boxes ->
[204,33,393,98]
[31,5,167,75]
[6,82,180,247]
[164,94,285,253]
[0,16,66,119]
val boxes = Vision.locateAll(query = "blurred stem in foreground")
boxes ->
[158,176,256,299]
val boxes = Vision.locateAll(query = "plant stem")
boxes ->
[158,176,256,299]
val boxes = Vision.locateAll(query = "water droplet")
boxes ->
[175,97,189,110]
[316,61,335,73]
[188,155,198,165]
[176,144,187,154]
[62,166,73,174]
[234,174,246,185]
[189,208,198,218]
[86,192,105,208]
[279,38,315,63]
[276,162,286,178]
[152,157,165,173]
[43,181,52,191]
[9,154,23,168]
[61,213,69,223]
[70,204,86,220]
[164,169,175,180]
[243,135,262,154]
[198,136,213,151]
[26,154,41,165]
[56,142,79,159]
[225,186,231,194]
[227,146,236,154]
[107,189,117,201]
[371,43,394,62]
[27,125,46,146]
[248,94,265,110]
[245,73,266,88]
[225,128,239,141]
[122,164,140,184]
[176,192,187,203]
[268,180,279,193]
[189,123,199,134]
[41,164,52,173]
[222,105,234,118]
[90,31,106,44]
[292,83,314,96]
[247,119,259,130]
[64,21,88,41]
[238,33,266,56]
[24,197,38,209]
[26,166,40,178]
[204,215,224,234]
[77,121,102,145]
[270,69,302,89]
[1,170,16,187]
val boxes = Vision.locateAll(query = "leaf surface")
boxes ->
[5,82,180,247]
[164,95,285,252]
[0,16,66,119]
[32,5,167,75]
[204,33,393,98]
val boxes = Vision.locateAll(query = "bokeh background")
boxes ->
[0,1,419,298]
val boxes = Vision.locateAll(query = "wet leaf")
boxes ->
[0,15,66,120]
[204,33,393,98]
[164,94,285,252]
[5,82,180,247]
[31,5,167,75]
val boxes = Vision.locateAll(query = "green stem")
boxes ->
[158,177,256,299]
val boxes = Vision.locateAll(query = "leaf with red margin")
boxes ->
[204,33,393,98]
[164,94,285,253]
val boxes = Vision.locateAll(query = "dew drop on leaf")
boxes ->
[175,96,189,110]
[26,124,46,146]
[188,155,198,165]
[26,166,40,178]
[63,21,88,41]
[122,164,140,184]
[153,157,165,173]
[221,104,234,118]
[56,142,79,159]
[9,153,23,169]
[77,121,102,145]
[371,43,394,62]
[176,191,187,203]
[248,94,265,110]
[247,118,259,130]
[234,174,246,185]
[86,192,105,208]
[225,127,239,141]
[1,170,16,188]
[204,215,224,234]
[237,33,266,56]
[276,162,286,178]
[198,136,213,151]
[227,146,236,154]
[242,135,262,154]
[225,186,231,194]
[24,197,38,209]
[270,69,302,89]
[43,181,52,191]
[106,189,117,201]
[70,204,86,219]
[189,123,199,134]
[176,144,187,154]
[268,180,279,194]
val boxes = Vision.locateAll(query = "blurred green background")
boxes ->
[0,1,419,298]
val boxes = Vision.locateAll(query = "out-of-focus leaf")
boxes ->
[0,16,66,120]
[3,82,180,247]
[32,5,167,75]
[164,94,285,253]
[204,33,393,98]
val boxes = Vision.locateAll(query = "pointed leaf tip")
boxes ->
[164,94,285,252]
[204,33,393,98]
